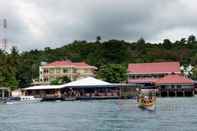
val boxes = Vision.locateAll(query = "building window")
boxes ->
[161,85,165,89]
[44,78,48,82]
[63,69,68,73]
[56,68,61,73]
[44,69,48,73]
[84,69,89,73]
[73,69,77,73]
[177,85,181,88]
[49,69,55,74]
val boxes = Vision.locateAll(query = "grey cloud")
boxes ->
[0,0,197,50]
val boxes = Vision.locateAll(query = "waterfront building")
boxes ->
[155,74,193,89]
[194,81,197,94]
[39,60,97,84]
[22,85,63,99]
[60,77,120,100]
[128,62,181,86]
[155,74,194,96]
[128,62,194,96]
[23,77,120,100]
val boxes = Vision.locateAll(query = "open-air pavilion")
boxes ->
[22,85,63,99]
[59,77,120,99]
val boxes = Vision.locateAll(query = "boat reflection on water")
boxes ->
[137,88,157,111]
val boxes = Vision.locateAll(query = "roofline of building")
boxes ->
[128,61,180,65]
[155,83,194,85]
[0,87,11,90]
[128,72,181,75]
[23,83,142,90]
[41,65,97,69]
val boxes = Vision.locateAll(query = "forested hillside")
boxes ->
[1,35,197,89]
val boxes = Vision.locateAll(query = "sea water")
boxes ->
[0,97,197,131]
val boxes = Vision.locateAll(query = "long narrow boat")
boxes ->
[137,89,156,111]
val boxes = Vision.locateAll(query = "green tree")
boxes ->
[60,76,71,84]
[97,64,127,83]
[191,53,197,65]
[163,39,172,49]
[50,76,71,85]
[50,79,60,85]
[191,66,197,80]
[16,59,33,88]
[102,40,129,64]
[0,52,19,90]
[180,38,186,45]
[137,37,145,45]
[188,35,196,44]
[136,38,146,53]
[96,36,101,43]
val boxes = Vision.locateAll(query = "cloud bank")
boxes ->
[0,0,197,50]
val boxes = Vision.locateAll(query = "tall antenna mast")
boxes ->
[0,18,7,50]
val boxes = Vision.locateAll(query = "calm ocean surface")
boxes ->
[0,97,197,131]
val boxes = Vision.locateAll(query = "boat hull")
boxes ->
[138,103,156,111]
[5,96,42,104]
[6,99,41,105]
[138,96,156,111]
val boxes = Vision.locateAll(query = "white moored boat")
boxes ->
[5,96,42,104]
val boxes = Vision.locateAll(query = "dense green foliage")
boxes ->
[97,64,127,83]
[50,76,71,85]
[1,35,197,89]
[192,66,197,80]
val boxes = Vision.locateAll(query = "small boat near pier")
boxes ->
[137,89,156,111]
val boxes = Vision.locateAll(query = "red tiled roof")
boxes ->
[155,74,193,84]
[128,78,159,84]
[44,60,96,69]
[45,60,72,66]
[72,62,90,67]
[128,62,180,74]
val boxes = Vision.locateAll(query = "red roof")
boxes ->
[128,62,180,74]
[155,74,193,84]
[44,60,96,69]
[128,78,158,84]
[72,62,90,67]
[45,60,72,66]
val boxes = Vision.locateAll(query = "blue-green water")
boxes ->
[0,97,197,131]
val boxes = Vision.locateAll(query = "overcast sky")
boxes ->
[0,0,197,50]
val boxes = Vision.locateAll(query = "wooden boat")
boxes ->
[137,89,156,111]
